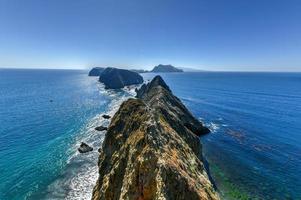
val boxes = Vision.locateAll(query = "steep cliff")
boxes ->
[92,76,219,200]
[99,68,144,89]
[88,67,105,76]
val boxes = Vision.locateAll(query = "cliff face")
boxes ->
[99,68,144,89]
[89,67,105,76]
[92,76,219,200]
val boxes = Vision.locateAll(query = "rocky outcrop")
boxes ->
[92,76,218,200]
[88,67,105,76]
[95,126,108,131]
[151,64,183,73]
[102,114,111,119]
[78,142,93,153]
[99,68,144,89]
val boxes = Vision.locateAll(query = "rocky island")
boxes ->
[151,64,183,73]
[88,67,105,76]
[99,67,144,89]
[92,76,218,200]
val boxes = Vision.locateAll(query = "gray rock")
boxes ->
[102,114,111,119]
[95,126,108,131]
[78,142,93,153]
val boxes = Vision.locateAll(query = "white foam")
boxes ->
[44,84,136,200]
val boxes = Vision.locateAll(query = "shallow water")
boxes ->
[1,70,300,199]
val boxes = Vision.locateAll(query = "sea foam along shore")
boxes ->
[42,83,138,200]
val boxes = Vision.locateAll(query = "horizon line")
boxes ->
[1,66,301,73]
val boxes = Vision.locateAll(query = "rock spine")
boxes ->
[92,76,219,200]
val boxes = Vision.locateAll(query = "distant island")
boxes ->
[88,64,185,88]
[88,64,183,77]
[151,64,183,73]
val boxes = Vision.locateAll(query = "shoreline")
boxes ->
[32,83,137,199]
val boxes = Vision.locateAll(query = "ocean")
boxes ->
[0,69,300,199]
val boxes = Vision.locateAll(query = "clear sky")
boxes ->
[0,0,300,71]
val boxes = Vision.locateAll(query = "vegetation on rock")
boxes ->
[92,76,218,200]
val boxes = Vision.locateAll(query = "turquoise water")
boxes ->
[0,69,134,199]
[0,69,300,199]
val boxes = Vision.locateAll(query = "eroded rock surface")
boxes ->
[92,76,219,200]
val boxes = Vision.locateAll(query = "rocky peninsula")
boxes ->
[92,76,218,200]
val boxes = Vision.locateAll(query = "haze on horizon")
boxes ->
[0,0,300,72]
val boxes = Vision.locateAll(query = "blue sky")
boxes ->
[0,0,300,71]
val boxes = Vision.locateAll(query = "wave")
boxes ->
[43,85,137,200]
[199,117,227,133]
[206,122,221,133]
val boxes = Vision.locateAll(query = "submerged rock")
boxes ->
[99,67,143,89]
[102,114,111,119]
[78,142,93,153]
[95,126,108,131]
[92,76,218,200]
[88,67,105,76]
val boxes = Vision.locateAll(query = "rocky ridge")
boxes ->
[92,76,219,200]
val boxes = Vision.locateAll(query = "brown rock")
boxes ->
[92,76,219,200]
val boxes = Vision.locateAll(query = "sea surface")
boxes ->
[0,69,300,200]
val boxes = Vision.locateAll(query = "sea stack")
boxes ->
[99,67,144,89]
[92,76,218,200]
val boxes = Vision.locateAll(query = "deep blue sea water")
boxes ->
[0,69,300,199]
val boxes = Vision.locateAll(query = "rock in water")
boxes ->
[99,67,143,89]
[92,76,218,200]
[102,114,111,119]
[78,142,93,153]
[151,64,183,73]
[95,126,108,131]
[88,67,105,76]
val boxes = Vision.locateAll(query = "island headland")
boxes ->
[88,67,105,76]
[99,67,144,89]
[92,75,219,200]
